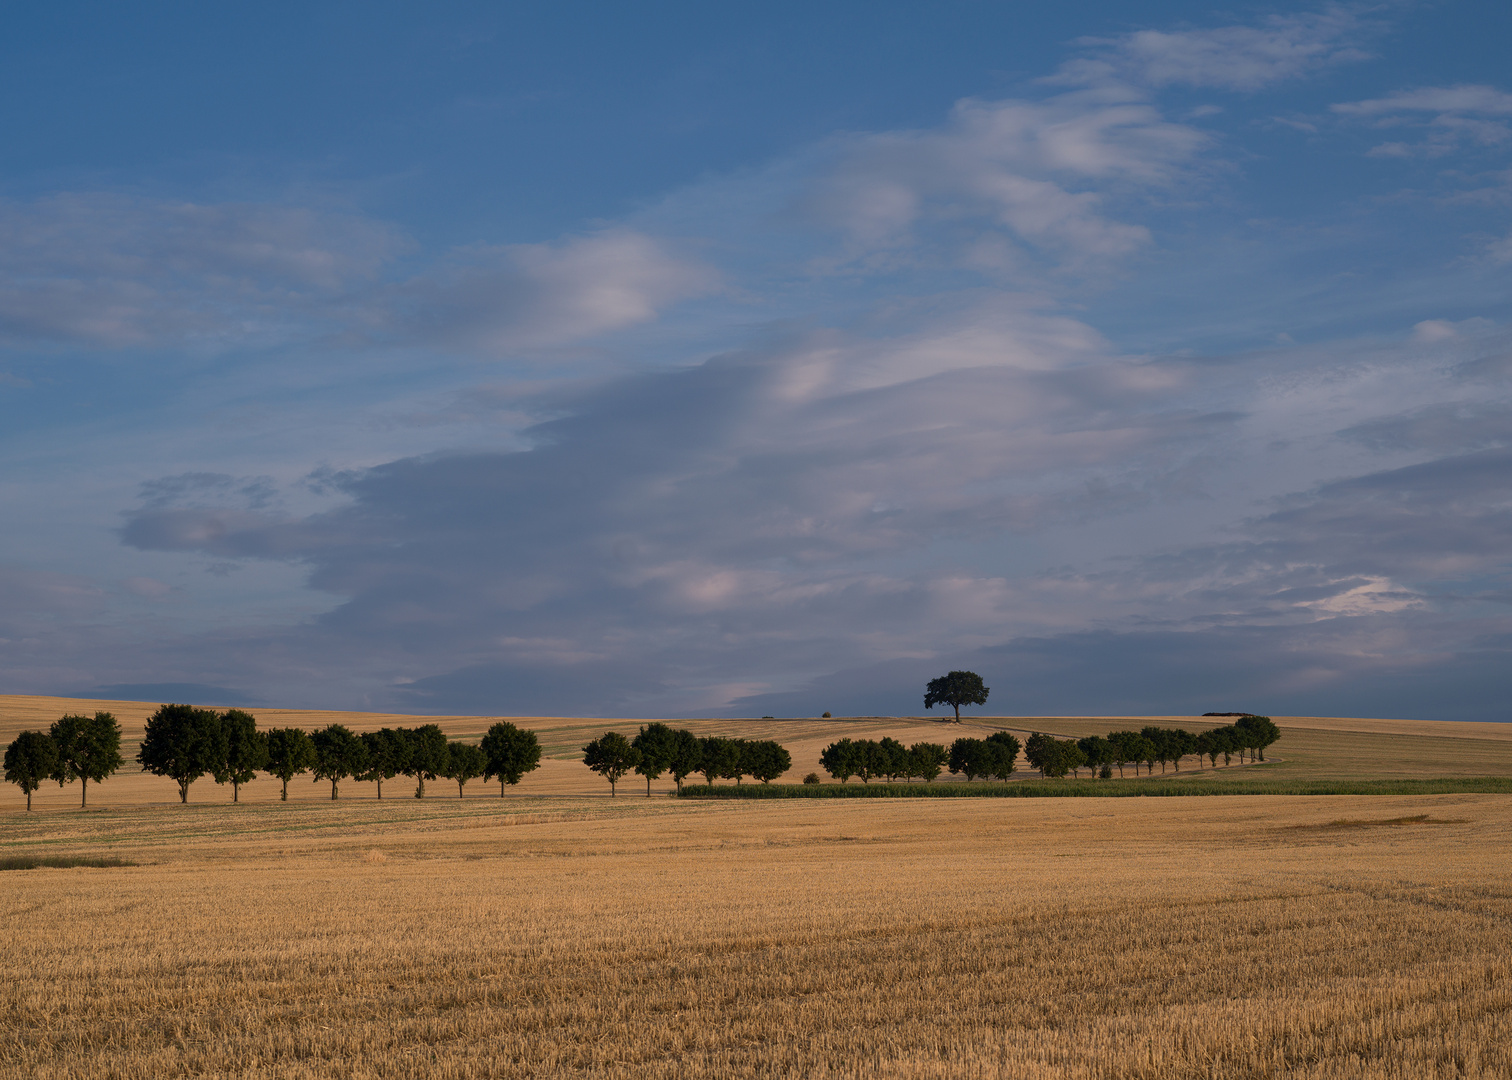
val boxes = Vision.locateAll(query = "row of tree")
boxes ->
[3,705,544,808]
[816,718,1281,783]
[580,724,794,795]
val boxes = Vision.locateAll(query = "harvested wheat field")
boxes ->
[3,793,1511,1076]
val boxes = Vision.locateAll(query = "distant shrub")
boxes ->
[803,772,821,785]
[821,712,831,718]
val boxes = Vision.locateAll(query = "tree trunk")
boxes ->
[179,779,189,803]
[610,779,616,797]
[232,780,240,803]
[81,778,88,807]
[377,778,383,799]
[416,777,425,798]
[26,789,32,810]
[281,777,289,801]
[457,779,464,797]
[646,775,652,797]
[500,779,506,797]
[953,704,961,722]
[331,779,338,799]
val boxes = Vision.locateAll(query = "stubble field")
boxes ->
[4,697,1511,1077]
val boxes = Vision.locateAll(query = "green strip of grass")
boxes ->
[0,855,138,871]
[678,777,1512,798]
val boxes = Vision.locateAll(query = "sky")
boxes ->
[2,1,1511,720]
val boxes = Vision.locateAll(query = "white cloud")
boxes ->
[1333,84,1512,156]
[387,229,718,354]
[805,93,1203,271]
[1054,9,1372,92]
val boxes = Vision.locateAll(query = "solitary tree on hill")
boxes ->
[480,721,542,795]
[5,730,58,810]
[582,731,640,796]
[49,711,124,807]
[924,671,989,722]
[137,704,226,803]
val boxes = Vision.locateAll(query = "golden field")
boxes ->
[4,696,1512,1078]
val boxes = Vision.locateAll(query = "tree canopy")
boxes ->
[582,731,640,796]
[444,741,487,797]
[5,730,59,810]
[137,704,226,803]
[48,711,123,807]
[311,724,366,799]
[480,721,542,794]
[215,709,267,802]
[265,727,316,801]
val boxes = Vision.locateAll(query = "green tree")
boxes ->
[664,728,702,793]
[358,728,403,798]
[728,738,752,785]
[631,722,676,796]
[985,732,1021,779]
[852,739,881,783]
[1236,715,1281,761]
[924,670,989,722]
[907,742,947,782]
[265,727,316,800]
[5,730,58,811]
[1167,728,1198,771]
[480,721,542,795]
[311,724,367,799]
[215,709,267,803]
[137,704,226,803]
[401,725,449,797]
[1106,730,1139,777]
[48,711,124,807]
[444,741,487,797]
[1078,735,1109,778]
[582,731,640,796]
[1212,725,1238,766]
[819,738,860,783]
[698,736,739,786]
[875,737,908,781]
[746,740,792,783]
[1024,732,1054,777]
[948,738,989,781]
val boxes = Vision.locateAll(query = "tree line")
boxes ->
[3,705,543,808]
[581,724,793,795]
[817,717,1280,783]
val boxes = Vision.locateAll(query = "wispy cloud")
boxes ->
[1333,84,1512,157]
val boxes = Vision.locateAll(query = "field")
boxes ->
[4,697,1512,1077]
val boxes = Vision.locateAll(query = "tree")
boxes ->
[1078,735,1109,778]
[1024,732,1054,777]
[819,738,860,783]
[5,730,58,811]
[48,712,123,807]
[698,736,738,786]
[746,740,792,783]
[1212,726,1238,766]
[582,731,640,796]
[853,739,881,784]
[358,728,403,798]
[480,721,542,795]
[137,704,226,803]
[1167,728,1198,771]
[400,724,449,797]
[907,742,947,782]
[215,709,267,803]
[311,724,367,799]
[948,738,989,781]
[664,728,702,793]
[1236,715,1281,761]
[985,732,1021,779]
[727,739,752,785]
[1106,730,1139,778]
[444,742,486,797]
[1133,736,1159,776]
[631,722,676,796]
[924,670,989,722]
[264,727,315,800]
[876,737,908,781]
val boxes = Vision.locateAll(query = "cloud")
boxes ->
[1053,8,1373,92]
[92,682,263,706]
[0,194,403,349]
[385,229,719,354]
[0,198,712,359]
[803,93,1204,273]
[1333,84,1512,156]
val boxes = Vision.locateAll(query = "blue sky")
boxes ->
[3,1,1511,719]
